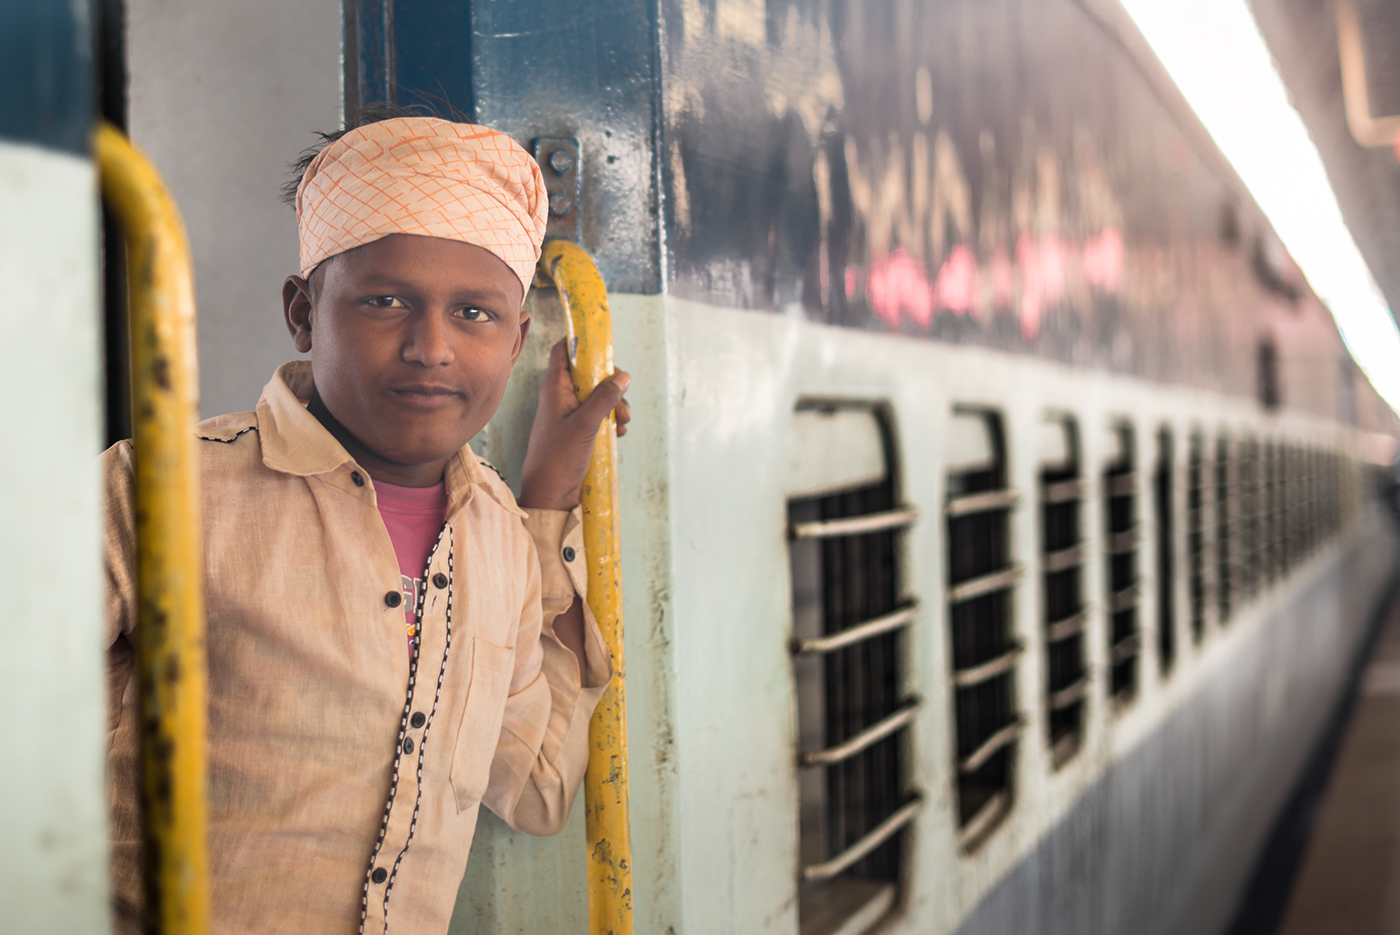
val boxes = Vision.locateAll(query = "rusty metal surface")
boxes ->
[348,0,662,295]
[353,0,1392,424]
[536,241,634,935]
[658,0,1363,419]
[96,122,210,935]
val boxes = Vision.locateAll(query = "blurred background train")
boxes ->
[6,0,1400,933]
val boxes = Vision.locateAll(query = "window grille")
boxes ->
[1155,427,1176,674]
[1276,444,1284,575]
[1321,450,1332,537]
[1329,451,1337,532]
[1215,436,1233,623]
[1323,452,1330,534]
[1248,439,1260,599]
[1187,433,1207,644]
[1300,446,1313,560]
[1340,452,1351,532]
[1271,439,1282,585]
[1104,423,1140,701]
[1281,445,1295,574]
[789,407,920,935]
[1039,415,1086,767]
[946,409,1021,848]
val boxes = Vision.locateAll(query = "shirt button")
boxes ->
[351,471,365,487]
[410,712,426,729]
[371,867,388,884]
[432,572,448,589]
[385,591,402,608]
[403,737,415,754]
[563,546,576,562]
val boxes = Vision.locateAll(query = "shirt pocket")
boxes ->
[449,636,516,813]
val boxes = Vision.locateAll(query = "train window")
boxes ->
[1155,427,1176,674]
[1038,414,1087,767]
[1301,446,1312,558]
[1304,447,1316,543]
[1328,451,1343,535]
[1324,451,1336,536]
[946,408,1022,849]
[1305,449,1315,546]
[1331,452,1341,535]
[1290,445,1304,568]
[787,405,921,935]
[1104,422,1140,703]
[1293,447,1302,556]
[1282,442,1288,573]
[1215,436,1233,624]
[1240,438,1258,599]
[1187,433,1207,644]
[1271,439,1282,585]
[1280,445,1293,575]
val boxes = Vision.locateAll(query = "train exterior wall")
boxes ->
[657,0,1367,423]
[0,2,110,931]
[100,0,1400,931]
[955,515,1396,935]
[456,291,1393,934]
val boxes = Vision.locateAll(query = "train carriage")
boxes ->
[3,0,1398,933]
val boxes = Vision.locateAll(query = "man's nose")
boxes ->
[401,309,455,367]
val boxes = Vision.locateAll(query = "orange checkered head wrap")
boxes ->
[295,117,547,298]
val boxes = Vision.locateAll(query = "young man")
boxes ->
[103,115,628,933]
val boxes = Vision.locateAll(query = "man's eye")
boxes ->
[367,295,407,308]
[456,306,490,321]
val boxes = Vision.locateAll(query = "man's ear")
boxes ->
[510,306,532,366]
[283,275,315,353]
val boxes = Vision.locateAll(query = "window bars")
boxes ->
[947,410,1022,847]
[1155,428,1176,674]
[1039,416,1087,768]
[1104,424,1141,702]
[789,408,920,935]
[1188,433,1207,644]
[1215,436,1234,624]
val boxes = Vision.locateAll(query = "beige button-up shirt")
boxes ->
[104,361,611,934]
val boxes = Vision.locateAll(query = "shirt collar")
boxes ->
[255,360,525,519]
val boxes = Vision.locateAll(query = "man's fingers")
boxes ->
[615,398,631,437]
[573,372,630,429]
[538,338,580,414]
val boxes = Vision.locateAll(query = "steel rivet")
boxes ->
[549,149,574,174]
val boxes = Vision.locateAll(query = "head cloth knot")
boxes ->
[295,117,547,298]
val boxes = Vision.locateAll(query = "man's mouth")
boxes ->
[386,384,465,409]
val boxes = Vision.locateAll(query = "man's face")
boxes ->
[286,233,528,468]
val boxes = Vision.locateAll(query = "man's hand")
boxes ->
[518,338,631,511]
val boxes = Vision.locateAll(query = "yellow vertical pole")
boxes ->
[536,240,633,935]
[95,123,210,935]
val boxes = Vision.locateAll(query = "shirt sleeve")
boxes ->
[481,506,613,835]
[102,441,139,750]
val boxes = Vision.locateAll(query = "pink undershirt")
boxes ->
[375,479,449,650]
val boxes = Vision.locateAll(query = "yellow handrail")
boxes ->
[535,240,633,935]
[95,123,209,935]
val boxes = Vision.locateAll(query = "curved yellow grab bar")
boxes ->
[95,123,209,935]
[535,239,632,935]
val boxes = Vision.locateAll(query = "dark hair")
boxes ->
[281,100,468,206]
